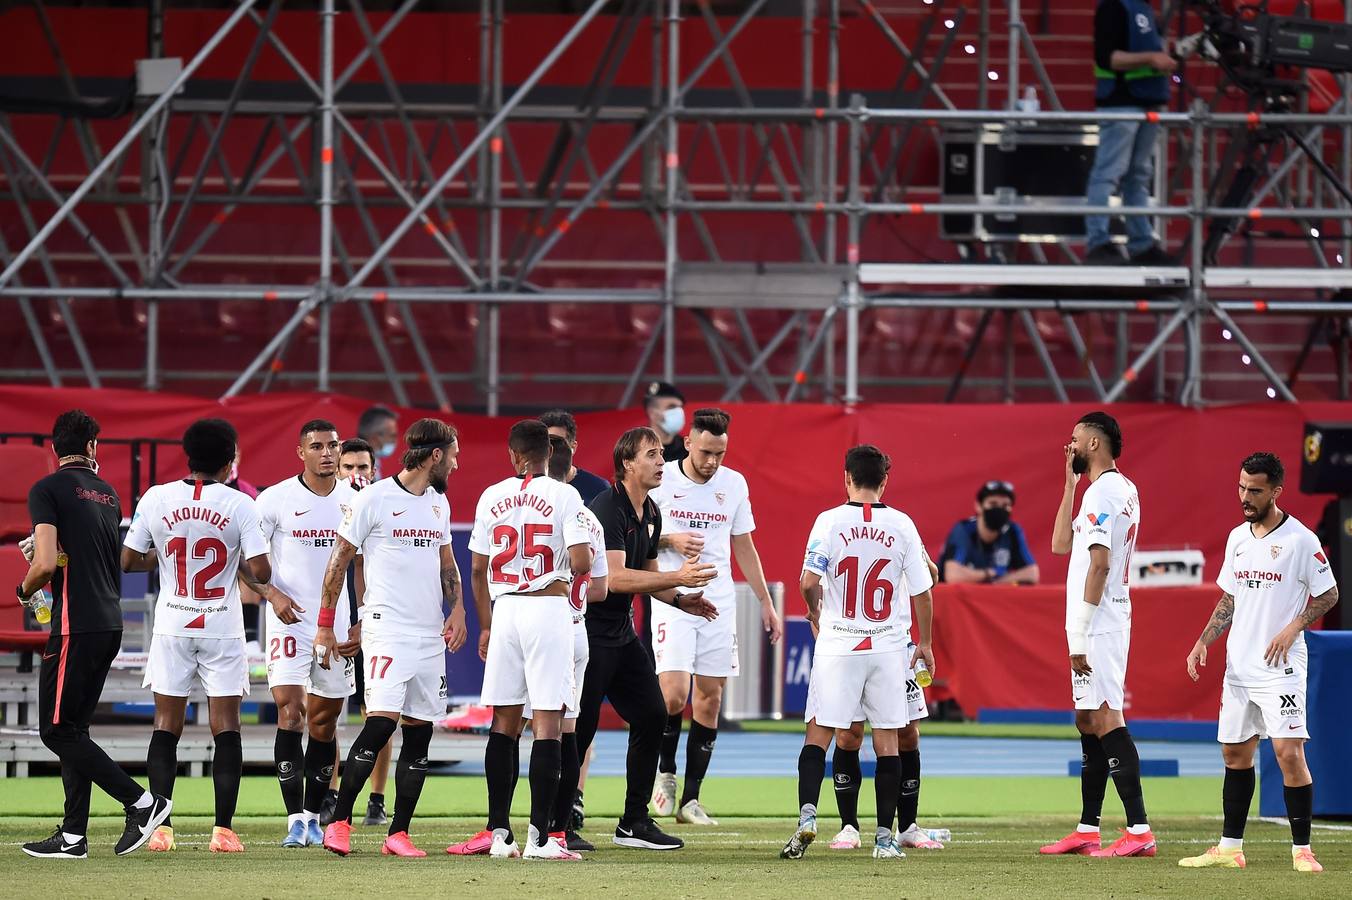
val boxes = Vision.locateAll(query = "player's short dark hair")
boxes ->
[183,418,238,475]
[340,437,374,461]
[548,434,573,481]
[357,405,397,439]
[299,419,337,441]
[51,409,100,457]
[613,426,661,481]
[400,418,456,470]
[509,419,551,462]
[1241,451,1285,487]
[539,409,578,442]
[691,407,731,437]
[1077,411,1123,458]
[844,444,890,490]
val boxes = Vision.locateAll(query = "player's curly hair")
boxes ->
[183,418,238,475]
[1241,451,1284,486]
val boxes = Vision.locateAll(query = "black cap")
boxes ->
[977,479,1015,503]
[644,381,685,405]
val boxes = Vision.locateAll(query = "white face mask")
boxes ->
[377,441,397,459]
[661,406,685,436]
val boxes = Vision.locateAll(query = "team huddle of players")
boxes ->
[120,408,1338,871]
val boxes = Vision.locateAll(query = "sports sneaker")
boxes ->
[489,827,521,859]
[22,828,87,859]
[872,832,906,860]
[446,829,494,856]
[1129,244,1177,267]
[283,819,308,848]
[829,824,861,850]
[147,826,176,852]
[363,797,389,827]
[318,790,339,826]
[898,823,945,850]
[305,819,324,846]
[323,820,353,856]
[382,831,426,857]
[1090,829,1156,858]
[209,826,245,853]
[1292,847,1323,873]
[652,773,677,817]
[562,830,594,853]
[1179,845,1245,868]
[614,817,684,850]
[676,799,718,826]
[780,811,817,860]
[115,795,172,856]
[1039,829,1100,855]
[571,790,585,830]
[1084,243,1128,265]
[523,826,581,861]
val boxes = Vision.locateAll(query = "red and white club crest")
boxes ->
[1270,545,1283,560]
[714,492,726,506]
[432,505,441,518]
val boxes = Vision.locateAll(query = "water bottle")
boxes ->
[27,593,52,626]
[927,828,952,842]
[914,656,933,688]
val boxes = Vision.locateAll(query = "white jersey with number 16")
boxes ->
[802,502,933,657]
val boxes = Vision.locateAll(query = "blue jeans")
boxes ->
[1085,108,1160,255]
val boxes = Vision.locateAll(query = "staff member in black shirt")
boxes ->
[16,410,171,859]
[579,426,715,850]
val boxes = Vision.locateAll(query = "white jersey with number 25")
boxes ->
[802,502,933,657]
[469,474,590,602]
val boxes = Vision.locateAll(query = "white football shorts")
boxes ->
[361,632,448,723]
[652,601,738,678]
[480,594,576,715]
[266,630,355,700]
[525,621,589,721]
[143,633,250,698]
[1070,629,1129,711]
[805,644,928,725]
[804,649,912,730]
[1217,678,1309,743]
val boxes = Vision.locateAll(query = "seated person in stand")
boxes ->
[939,480,1039,585]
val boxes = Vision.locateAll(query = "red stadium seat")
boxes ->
[0,543,48,654]
[0,444,53,542]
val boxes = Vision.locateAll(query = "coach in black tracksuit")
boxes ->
[576,426,716,851]
[16,410,170,859]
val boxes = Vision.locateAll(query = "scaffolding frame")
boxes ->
[2,0,1351,410]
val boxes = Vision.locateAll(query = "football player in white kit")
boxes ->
[467,421,594,860]
[122,418,276,854]
[1042,411,1154,859]
[781,445,935,862]
[316,418,468,858]
[820,546,946,853]
[255,420,363,848]
[446,434,611,860]
[649,408,783,826]
[1180,453,1339,873]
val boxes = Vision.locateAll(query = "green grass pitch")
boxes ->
[1,776,1349,898]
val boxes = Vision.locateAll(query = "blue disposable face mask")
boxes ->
[377,441,397,459]
[661,406,685,436]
